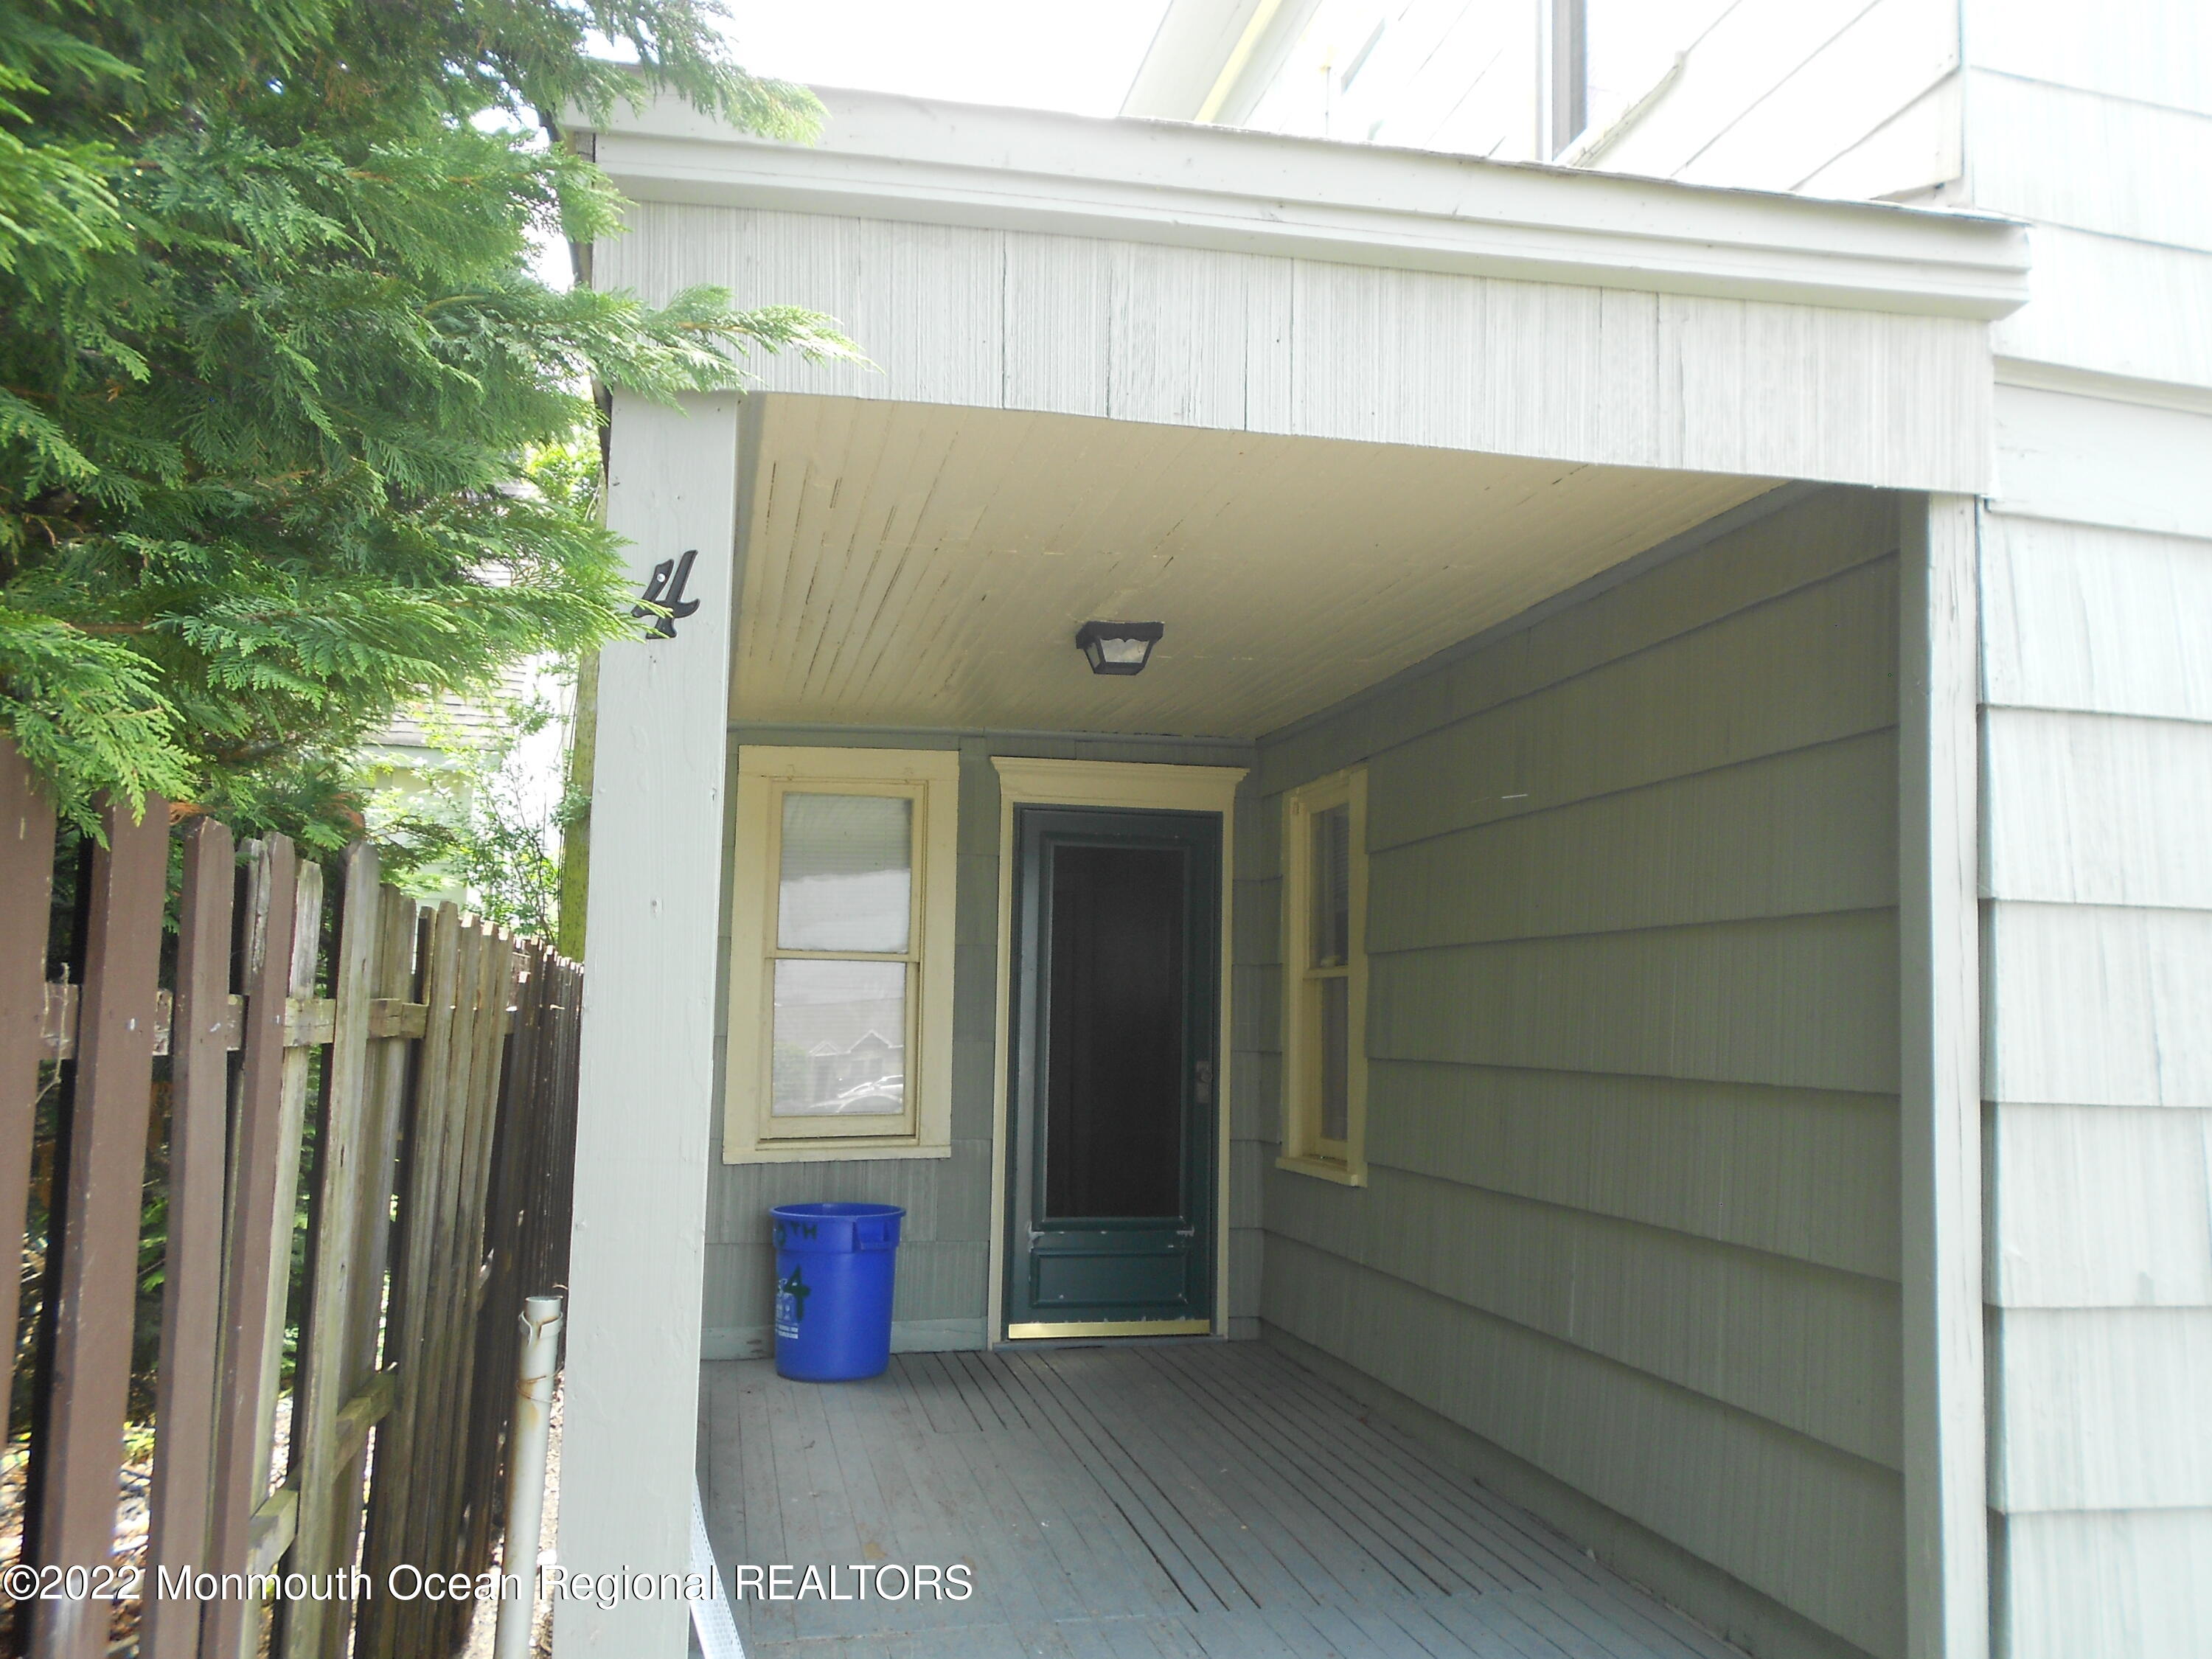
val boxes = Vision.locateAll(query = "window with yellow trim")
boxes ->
[1281,768,1368,1183]
[726,747,959,1162]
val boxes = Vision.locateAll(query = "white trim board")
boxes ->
[984,759,1248,1346]
[574,85,2028,320]
[1898,494,1989,1659]
[556,392,746,1659]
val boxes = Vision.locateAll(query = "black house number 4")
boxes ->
[633,549,703,639]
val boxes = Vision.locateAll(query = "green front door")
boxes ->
[1004,805,1220,1338]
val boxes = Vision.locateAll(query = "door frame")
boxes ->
[987,758,1247,1345]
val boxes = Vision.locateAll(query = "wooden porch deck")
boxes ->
[695,1340,1745,1659]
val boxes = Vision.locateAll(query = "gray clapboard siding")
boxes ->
[1994,1509,2212,1659]
[1983,901,2212,1109]
[1257,484,1897,791]
[1981,707,2212,909]
[1267,1164,1904,1467]
[1264,1238,1907,1659]
[1369,731,1899,948]
[1986,1102,2212,1308]
[1366,557,1900,849]
[1246,486,1905,1659]
[1980,512,2212,723]
[1369,1062,1900,1279]
[1988,1307,2212,1512]
[1369,911,1900,1094]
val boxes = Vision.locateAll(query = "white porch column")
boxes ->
[1898,491,1989,1659]
[555,391,745,1657]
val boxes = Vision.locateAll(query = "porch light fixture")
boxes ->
[1075,620,1164,676]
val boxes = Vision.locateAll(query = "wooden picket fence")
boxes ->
[0,739,582,1659]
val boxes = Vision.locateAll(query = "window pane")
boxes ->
[779,793,912,953]
[1310,802,1351,969]
[771,959,908,1116]
[1318,975,1349,1144]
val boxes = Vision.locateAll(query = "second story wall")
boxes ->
[1172,0,1962,201]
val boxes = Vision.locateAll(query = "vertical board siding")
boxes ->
[1246,487,1908,1658]
[703,727,1257,1354]
[599,203,1993,494]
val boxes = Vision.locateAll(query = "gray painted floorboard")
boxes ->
[696,1343,1745,1659]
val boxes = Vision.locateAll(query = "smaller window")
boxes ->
[1281,768,1368,1183]
[726,747,959,1162]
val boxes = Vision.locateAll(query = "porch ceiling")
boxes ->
[733,394,1777,739]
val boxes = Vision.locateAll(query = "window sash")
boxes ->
[1284,770,1366,1178]
[760,777,925,1143]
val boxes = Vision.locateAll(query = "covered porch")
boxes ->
[560,84,2027,1659]
[698,1340,1742,1659]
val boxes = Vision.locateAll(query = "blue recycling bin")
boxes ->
[771,1202,904,1381]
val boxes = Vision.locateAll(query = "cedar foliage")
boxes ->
[0,0,850,841]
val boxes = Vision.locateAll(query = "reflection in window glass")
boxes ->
[771,959,907,1116]
[1310,803,1351,969]
[1318,975,1349,1143]
[778,793,912,953]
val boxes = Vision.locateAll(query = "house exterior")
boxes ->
[552,5,2210,1658]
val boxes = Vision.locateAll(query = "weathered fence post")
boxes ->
[143,817,237,1659]
[203,838,307,1659]
[29,794,170,1659]
[280,843,380,1659]
[0,792,582,1659]
[0,739,58,1455]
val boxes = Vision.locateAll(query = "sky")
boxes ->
[716,0,1174,117]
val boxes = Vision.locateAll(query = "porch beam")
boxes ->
[1897,492,1989,1659]
[580,86,2031,321]
[555,391,751,1658]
